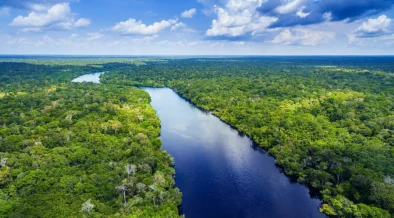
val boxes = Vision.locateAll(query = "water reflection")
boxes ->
[72,72,105,83]
[143,87,326,218]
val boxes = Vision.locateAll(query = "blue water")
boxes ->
[72,72,105,83]
[144,87,326,218]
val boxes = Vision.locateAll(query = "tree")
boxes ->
[125,164,137,178]
[81,199,95,216]
[116,184,128,206]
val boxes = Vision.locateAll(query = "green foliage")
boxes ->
[0,62,181,217]
[102,58,394,217]
[1,57,394,217]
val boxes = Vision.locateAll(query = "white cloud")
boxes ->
[10,3,71,27]
[197,0,216,15]
[111,18,177,35]
[74,18,91,28]
[206,0,277,37]
[9,3,90,31]
[181,8,196,18]
[296,6,309,18]
[171,22,187,31]
[348,33,394,46]
[275,0,305,15]
[353,15,392,38]
[87,32,103,41]
[28,3,50,12]
[272,28,335,46]
[0,7,10,16]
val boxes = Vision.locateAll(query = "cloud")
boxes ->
[0,0,74,10]
[9,3,90,31]
[74,18,91,28]
[197,0,217,15]
[0,7,10,16]
[258,0,394,28]
[296,6,309,18]
[171,22,186,31]
[87,32,103,41]
[353,15,392,38]
[272,28,335,45]
[206,0,277,38]
[111,18,177,35]
[274,0,305,15]
[170,22,196,33]
[348,32,394,46]
[181,8,197,18]
[10,3,71,27]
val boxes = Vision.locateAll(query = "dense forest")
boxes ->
[101,57,394,218]
[0,57,393,217]
[0,61,181,217]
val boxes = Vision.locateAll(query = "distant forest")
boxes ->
[1,57,393,217]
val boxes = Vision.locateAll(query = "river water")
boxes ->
[72,73,325,218]
[143,87,326,218]
[71,72,105,83]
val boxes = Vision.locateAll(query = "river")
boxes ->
[71,72,105,83]
[73,72,326,218]
[144,87,325,218]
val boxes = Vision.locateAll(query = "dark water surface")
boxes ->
[143,87,326,218]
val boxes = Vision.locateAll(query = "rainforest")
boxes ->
[0,56,393,218]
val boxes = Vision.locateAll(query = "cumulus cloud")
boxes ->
[181,8,196,18]
[10,3,71,27]
[353,15,392,38]
[258,0,394,28]
[206,0,277,38]
[111,18,177,35]
[74,18,91,28]
[272,28,335,45]
[9,3,90,31]
[205,0,394,39]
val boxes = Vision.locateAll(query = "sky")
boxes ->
[0,0,394,55]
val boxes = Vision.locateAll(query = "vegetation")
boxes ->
[1,56,393,217]
[101,58,394,217]
[0,62,181,217]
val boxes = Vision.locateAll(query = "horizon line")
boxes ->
[1,54,394,57]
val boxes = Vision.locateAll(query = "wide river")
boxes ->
[144,87,326,218]
[73,73,326,218]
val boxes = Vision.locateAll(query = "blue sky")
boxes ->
[1,0,394,55]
